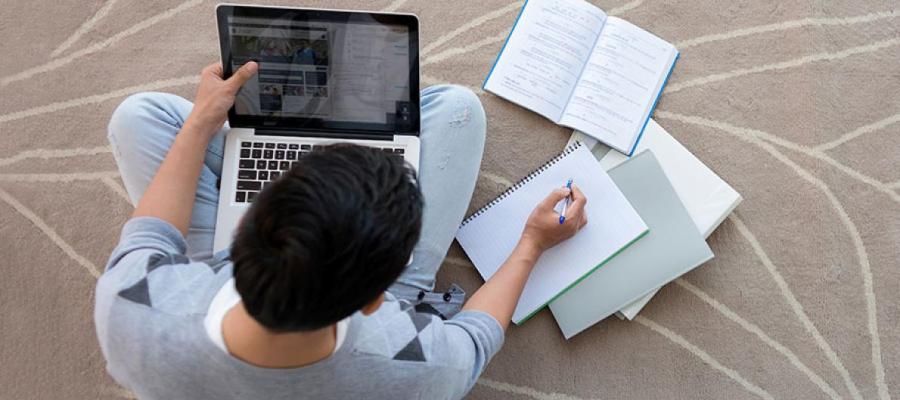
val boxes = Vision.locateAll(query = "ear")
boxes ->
[360,293,385,316]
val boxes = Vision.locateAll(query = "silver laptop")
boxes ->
[213,4,421,253]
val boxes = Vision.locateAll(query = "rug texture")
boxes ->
[1,0,899,399]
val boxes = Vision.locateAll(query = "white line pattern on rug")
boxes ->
[479,170,515,188]
[102,176,132,204]
[0,0,204,87]
[49,0,122,58]
[420,74,484,95]
[676,10,898,49]
[0,187,101,279]
[381,0,408,12]
[0,75,198,124]
[634,315,775,400]
[657,111,882,400]
[666,37,900,94]
[422,1,522,56]
[444,256,473,269]
[0,171,120,183]
[0,146,111,167]
[815,111,900,151]
[423,31,509,66]
[477,377,597,400]
[674,278,842,400]
[728,214,867,400]
[607,0,643,15]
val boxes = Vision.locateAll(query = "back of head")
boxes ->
[231,144,423,332]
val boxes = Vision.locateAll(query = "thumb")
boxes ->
[537,188,570,210]
[226,61,258,92]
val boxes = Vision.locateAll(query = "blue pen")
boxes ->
[559,178,573,224]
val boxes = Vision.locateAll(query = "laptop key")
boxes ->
[275,150,285,160]
[265,143,276,149]
[237,180,262,191]
[277,143,287,149]
[235,191,246,202]
[258,170,269,180]
[247,191,258,202]
[240,149,251,158]
[238,170,256,180]
[270,171,281,180]
[301,144,311,150]
[286,150,297,160]
[394,148,405,154]
[252,142,264,148]
[268,161,279,170]
[239,160,255,169]
[289,144,299,150]
[252,149,262,158]
[280,161,290,170]
[241,142,251,148]
[256,160,267,169]
[263,150,274,159]
[291,162,299,169]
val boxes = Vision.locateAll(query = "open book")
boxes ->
[484,0,679,155]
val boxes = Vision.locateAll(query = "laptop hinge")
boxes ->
[254,128,394,142]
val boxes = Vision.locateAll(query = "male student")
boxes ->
[95,61,587,399]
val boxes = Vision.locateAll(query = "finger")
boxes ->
[226,61,259,91]
[579,214,588,229]
[537,187,571,210]
[567,188,586,216]
[203,62,223,77]
[570,184,587,205]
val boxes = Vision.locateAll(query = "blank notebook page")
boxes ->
[456,142,648,324]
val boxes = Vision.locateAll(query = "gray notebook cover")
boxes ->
[549,150,714,339]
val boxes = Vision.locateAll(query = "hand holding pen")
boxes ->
[519,180,589,252]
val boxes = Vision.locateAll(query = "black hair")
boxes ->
[231,144,423,332]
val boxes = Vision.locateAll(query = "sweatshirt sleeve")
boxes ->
[439,310,505,395]
[94,217,192,349]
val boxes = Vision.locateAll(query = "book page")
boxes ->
[483,0,606,122]
[559,17,676,153]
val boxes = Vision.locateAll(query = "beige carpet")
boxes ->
[2,0,899,398]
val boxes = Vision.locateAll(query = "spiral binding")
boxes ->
[460,141,585,227]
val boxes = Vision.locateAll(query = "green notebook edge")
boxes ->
[512,228,650,325]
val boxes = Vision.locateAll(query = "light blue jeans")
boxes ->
[107,85,486,296]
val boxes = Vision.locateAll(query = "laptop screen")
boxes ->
[217,6,419,134]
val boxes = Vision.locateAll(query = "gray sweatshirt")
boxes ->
[94,217,504,399]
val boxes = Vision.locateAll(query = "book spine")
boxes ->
[460,141,584,227]
[629,51,680,156]
[482,0,529,90]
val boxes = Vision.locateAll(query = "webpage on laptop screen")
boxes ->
[227,16,412,128]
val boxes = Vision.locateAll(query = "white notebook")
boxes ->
[569,119,742,318]
[483,0,679,155]
[456,142,648,324]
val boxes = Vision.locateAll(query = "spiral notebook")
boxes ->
[456,142,648,324]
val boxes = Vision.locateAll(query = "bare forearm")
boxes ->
[132,124,211,235]
[462,240,542,330]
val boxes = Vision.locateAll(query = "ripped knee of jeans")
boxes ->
[448,99,471,128]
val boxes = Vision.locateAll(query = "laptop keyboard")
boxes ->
[235,140,406,203]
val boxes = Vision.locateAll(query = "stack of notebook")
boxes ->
[456,120,741,337]
[455,0,742,338]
